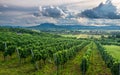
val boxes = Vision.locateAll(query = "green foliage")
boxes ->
[41,50,48,63]
[96,42,120,75]
[31,50,42,64]
[80,48,92,74]
[80,57,88,74]
[0,28,88,71]
[53,42,89,67]
[0,42,5,52]
[111,62,120,75]
[4,45,16,57]
[18,47,30,59]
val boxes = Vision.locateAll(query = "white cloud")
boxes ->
[34,6,79,19]
[77,18,89,24]
[0,12,2,14]
[0,0,81,7]
[77,18,120,26]
[2,4,8,8]
[36,6,67,18]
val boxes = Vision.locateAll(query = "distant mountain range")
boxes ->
[28,23,120,31]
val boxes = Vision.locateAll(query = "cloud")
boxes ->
[0,10,57,26]
[33,6,67,18]
[0,12,2,14]
[1,0,120,26]
[0,0,81,7]
[80,0,120,19]
[2,4,8,8]
[76,18,120,26]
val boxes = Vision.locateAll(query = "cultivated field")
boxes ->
[103,45,120,60]
[0,28,120,75]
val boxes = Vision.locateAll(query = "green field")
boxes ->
[61,34,108,39]
[0,28,120,75]
[103,45,120,60]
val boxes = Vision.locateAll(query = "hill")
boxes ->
[28,23,120,31]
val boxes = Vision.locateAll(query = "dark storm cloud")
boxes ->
[80,2,120,19]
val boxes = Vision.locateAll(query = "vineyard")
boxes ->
[0,28,120,75]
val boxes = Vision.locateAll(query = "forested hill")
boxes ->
[28,23,120,31]
[0,27,61,38]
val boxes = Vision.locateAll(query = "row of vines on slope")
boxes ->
[0,32,86,70]
[80,42,93,75]
[95,42,120,75]
[53,42,89,75]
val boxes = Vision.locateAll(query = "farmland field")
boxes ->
[0,28,120,75]
[61,34,105,39]
[1,0,120,75]
[103,45,120,60]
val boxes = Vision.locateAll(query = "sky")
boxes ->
[0,0,104,7]
[0,0,120,26]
